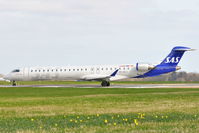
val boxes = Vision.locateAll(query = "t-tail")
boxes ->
[135,46,194,78]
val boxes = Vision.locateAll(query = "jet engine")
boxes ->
[136,63,155,72]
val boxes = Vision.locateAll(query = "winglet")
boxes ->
[110,69,119,77]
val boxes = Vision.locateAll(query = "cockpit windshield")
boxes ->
[12,69,20,73]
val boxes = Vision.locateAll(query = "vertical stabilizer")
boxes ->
[135,46,193,78]
[159,46,192,67]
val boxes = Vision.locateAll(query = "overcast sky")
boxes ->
[0,0,198,74]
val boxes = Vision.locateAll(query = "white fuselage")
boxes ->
[5,64,149,81]
[3,46,193,87]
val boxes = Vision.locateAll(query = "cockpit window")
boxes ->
[12,69,20,73]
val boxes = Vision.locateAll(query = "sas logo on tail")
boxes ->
[165,57,180,63]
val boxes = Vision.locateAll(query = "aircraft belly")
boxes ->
[110,76,128,81]
[28,72,84,81]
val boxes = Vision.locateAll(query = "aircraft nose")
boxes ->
[3,74,10,80]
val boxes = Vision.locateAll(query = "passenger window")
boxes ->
[43,70,45,72]
[64,69,66,71]
[31,70,33,72]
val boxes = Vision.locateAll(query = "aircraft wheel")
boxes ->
[12,81,16,86]
[107,82,110,86]
[101,81,106,87]
[101,81,110,87]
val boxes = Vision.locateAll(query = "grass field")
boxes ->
[0,86,199,133]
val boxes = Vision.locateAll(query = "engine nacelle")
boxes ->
[136,63,155,72]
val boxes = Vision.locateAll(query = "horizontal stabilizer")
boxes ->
[172,47,195,51]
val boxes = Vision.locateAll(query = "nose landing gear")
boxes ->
[101,80,110,87]
[12,81,16,86]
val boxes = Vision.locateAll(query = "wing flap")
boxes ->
[81,69,119,81]
[82,74,110,81]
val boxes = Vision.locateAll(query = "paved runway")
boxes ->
[0,84,199,88]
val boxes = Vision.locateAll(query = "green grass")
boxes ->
[0,87,199,132]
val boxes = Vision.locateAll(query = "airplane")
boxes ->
[3,46,194,86]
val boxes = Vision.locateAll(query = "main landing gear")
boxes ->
[12,80,16,86]
[101,80,110,87]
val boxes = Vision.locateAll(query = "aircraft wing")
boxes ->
[81,69,119,81]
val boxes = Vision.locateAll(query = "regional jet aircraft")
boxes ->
[3,46,194,86]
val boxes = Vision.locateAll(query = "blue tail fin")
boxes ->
[159,46,191,67]
[135,46,193,78]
